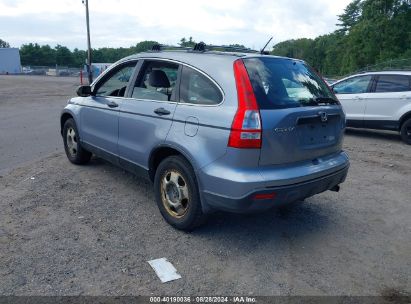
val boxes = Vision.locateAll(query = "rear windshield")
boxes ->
[243,57,336,109]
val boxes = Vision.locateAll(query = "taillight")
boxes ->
[228,59,262,149]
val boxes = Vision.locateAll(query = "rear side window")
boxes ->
[375,75,411,93]
[243,57,335,109]
[179,66,223,105]
[333,75,372,94]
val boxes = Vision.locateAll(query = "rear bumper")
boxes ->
[202,164,349,213]
[198,150,350,213]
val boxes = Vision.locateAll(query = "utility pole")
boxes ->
[83,0,93,84]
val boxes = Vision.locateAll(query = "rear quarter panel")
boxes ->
[396,99,411,122]
[165,56,238,171]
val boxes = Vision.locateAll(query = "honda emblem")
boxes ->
[319,111,328,122]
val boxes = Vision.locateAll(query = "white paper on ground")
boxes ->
[147,258,182,283]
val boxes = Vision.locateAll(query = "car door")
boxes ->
[333,75,373,127]
[80,60,137,161]
[118,59,179,169]
[363,74,411,129]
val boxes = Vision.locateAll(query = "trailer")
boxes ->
[0,48,21,74]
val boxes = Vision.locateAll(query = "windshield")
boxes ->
[243,57,337,109]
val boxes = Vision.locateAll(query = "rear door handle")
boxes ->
[107,101,119,108]
[355,96,364,100]
[154,107,171,116]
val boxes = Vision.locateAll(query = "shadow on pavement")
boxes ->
[345,128,401,143]
[192,199,332,248]
[85,156,334,248]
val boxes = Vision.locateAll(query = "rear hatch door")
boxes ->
[243,57,345,166]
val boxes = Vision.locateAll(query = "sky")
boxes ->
[0,0,352,50]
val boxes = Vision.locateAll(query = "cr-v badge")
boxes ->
[274,127,295,133]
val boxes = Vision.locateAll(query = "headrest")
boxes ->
[148,70,170,88]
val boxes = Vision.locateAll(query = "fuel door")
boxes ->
[184,116,199,137]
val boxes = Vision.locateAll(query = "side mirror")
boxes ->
[76,85,92,97]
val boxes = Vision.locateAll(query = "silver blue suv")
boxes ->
[60,44,349,230]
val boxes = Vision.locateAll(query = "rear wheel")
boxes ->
[400,118,411,145]
[63,118,92,164]
[154,156,206,231]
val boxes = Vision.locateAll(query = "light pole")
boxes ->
[82,0,93,84]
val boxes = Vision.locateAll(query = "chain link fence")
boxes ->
[21,66,82,77]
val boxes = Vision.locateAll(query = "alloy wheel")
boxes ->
[66,127,78,157]
[160,169,190,218]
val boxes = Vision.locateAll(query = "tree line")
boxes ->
[271,0,411,76]
[14,40,158,68]
[0,39,10,48]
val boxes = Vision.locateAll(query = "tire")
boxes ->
[62,118,92,164]
[154,155,207,231]
[400,118,411,145]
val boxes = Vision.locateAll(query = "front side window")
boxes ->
[333,75,372,94]
[95,61,137,97]
[132,60,179,101]
[375,75,411,93]
[179,66,223,105]
[243,57,336,109]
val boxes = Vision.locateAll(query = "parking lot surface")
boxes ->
[0,76,410,296]
[0,75,75,175]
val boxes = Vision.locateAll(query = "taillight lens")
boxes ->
[228,60,262,149]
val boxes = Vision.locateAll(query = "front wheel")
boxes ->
[63,118,92,164]
[154,156,207,231]
[400,118,411,145]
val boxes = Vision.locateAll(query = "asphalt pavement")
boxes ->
[0,75,76,175]
[0,75,410,297]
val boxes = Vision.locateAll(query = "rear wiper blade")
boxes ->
[299,98,319,106]
[299,97,339,107]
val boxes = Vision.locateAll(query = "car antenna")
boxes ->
[260,37,273,55]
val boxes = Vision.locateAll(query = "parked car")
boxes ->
[58,70,70,77]
[22,66,33,74]
[22,66,46,75]
[60,46,349,230]
[332,71,411,144]
[324,77,338,86]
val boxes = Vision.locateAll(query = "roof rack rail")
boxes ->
[150,44,191,52]
[191,42,259,53]
[149,42,260,54]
